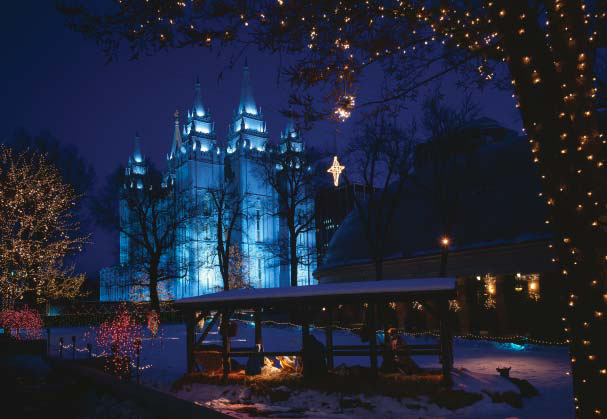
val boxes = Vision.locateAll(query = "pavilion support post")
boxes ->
[438,297,454,385]
[368,303,378,377]
[456,278,472,335]
[221,309,231,383]
[254,308,263,348]
[424,300,440,332]
[395,302,407,330]
[325,307,334,370]
[383,303,392,371]
[185,311,196,373]
[301,308,310,377]
[495,275,514,336]
[301,307,310,340]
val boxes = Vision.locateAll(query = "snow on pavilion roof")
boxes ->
[174,277,455,309]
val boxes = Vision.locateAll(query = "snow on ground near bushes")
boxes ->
[48,322,574,418]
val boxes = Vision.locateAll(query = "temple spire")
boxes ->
[284,113,295,137]
[133,132,143,163]
[172,109,183,153]
[192,76,205,117]
[238,60,257,115]
[280,114,303,153]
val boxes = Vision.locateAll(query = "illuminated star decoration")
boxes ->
[327,156,345,187]
[334,94,355,121]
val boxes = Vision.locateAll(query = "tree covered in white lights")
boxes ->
[0,146,86,310]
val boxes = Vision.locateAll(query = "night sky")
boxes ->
[0,2,522,275]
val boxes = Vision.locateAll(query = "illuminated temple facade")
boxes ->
[100,64,316,301]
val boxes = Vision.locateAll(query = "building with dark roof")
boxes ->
[314,183,377,265]
[314,132,565,338]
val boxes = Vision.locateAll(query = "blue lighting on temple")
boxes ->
[100,64,317,302]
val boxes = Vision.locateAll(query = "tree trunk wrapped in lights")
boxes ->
[489,3,607,416]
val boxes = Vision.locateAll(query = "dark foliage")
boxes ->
[4,128,95,199]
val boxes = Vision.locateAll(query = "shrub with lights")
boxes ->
[0,306,43,340]
[96,304,143,379]
[147,310,159,338]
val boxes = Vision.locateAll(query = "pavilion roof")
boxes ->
[173,277,456,310]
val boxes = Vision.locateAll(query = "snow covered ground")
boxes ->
[48,321,574,418]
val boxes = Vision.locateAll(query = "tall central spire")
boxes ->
[193,76,205,117]
[127,132,147,181]
[238,59,257,115]
[133,132,143,163]
[228,61,267,150]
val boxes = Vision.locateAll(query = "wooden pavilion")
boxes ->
[174,277,456,382]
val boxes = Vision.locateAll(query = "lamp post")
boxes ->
[439,236,450,277]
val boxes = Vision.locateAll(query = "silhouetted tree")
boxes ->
[93,164,201,311]
[207,181,243,292]
[417,91,511,275]
[257,139,321,286]
[346,112,416,282]
[3,129,95,207]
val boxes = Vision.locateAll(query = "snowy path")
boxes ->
[48,322,574,418]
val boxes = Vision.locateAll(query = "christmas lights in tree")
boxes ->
[0,146,87,309]
[96,304,143,379]
[0,306,43,340]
